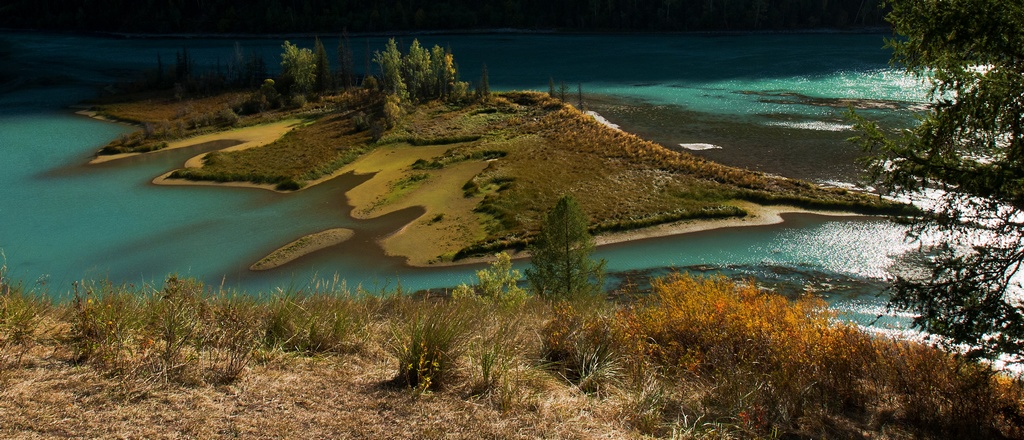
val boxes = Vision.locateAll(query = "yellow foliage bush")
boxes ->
[615,273,1024,437]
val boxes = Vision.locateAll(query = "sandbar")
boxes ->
[416,201,867,268]
[593,201,861,247]
[250,228,355,271]
[89,120,294,165]
[146,119,302,190]
[330,146,869,268]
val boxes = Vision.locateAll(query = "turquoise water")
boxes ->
[0,32,924,328]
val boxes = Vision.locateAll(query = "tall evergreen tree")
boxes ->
[313,37,332,95]
[558,81,569,103]
[404,39,431,102]
[430,45,452,100]
[577,83,584,110]
[156,54,164,86]
[175,47,192,81]
[526,195,606,300]
[477,63,490,102]
[337,31,355,90]
[854,0,1024,360]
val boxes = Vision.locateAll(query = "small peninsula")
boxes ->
[84,39,904,270]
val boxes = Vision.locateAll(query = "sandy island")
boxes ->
[79,107,873,271]
[250,228,355,271]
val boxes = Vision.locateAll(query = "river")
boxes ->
[0,31,926,329]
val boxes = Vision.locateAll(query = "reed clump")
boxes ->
[0,264,52,373]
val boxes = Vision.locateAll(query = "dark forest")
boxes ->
[0,0,888,34]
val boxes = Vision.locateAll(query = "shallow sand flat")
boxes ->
[376,160,489,265]
[250,228,355,271]
[334,144,489,266]
[90,118,301,165]
[333,145,870,268]
[336,144,454,217]
[147,119,302,189]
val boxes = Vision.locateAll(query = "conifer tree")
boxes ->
[477,63,490,102]
[337,31,355,90]
[404,39,431,102]
[313,37,332,95]
[854,0,1024,359]
[526,195,606,300]
[175,47,192,81]
[577,83,584,110]
[430,45,452,100]
[373,38,407,101]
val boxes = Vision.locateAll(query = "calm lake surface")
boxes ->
[0,31,926,328]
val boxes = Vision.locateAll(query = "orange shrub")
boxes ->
[616,273,1024,437]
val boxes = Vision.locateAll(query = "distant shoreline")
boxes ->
[2,26,892,42]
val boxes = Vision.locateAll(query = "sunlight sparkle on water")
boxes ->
[759,220,915,280]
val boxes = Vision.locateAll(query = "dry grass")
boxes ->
[1,272,1021,439]
[92,90,249,125]
[169,111,372,190]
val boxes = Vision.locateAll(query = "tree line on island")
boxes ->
[104,36,504,157]
[2,0,888,34]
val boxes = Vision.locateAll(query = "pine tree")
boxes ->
[854,0,1024,360]
[313,37,332,95]
[577,83,584,110]
[525,195,606,300]
[337,31,355,90]
[476,63,490,102]
[404,39,431,102]
[175,47,192,81]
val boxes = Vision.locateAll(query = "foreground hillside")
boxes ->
[1,271,1020,439]
[88,89,905,266]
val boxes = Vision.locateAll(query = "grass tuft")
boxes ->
[264,289,363,354]
[0,263,51,371]
[388,298,475,391]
